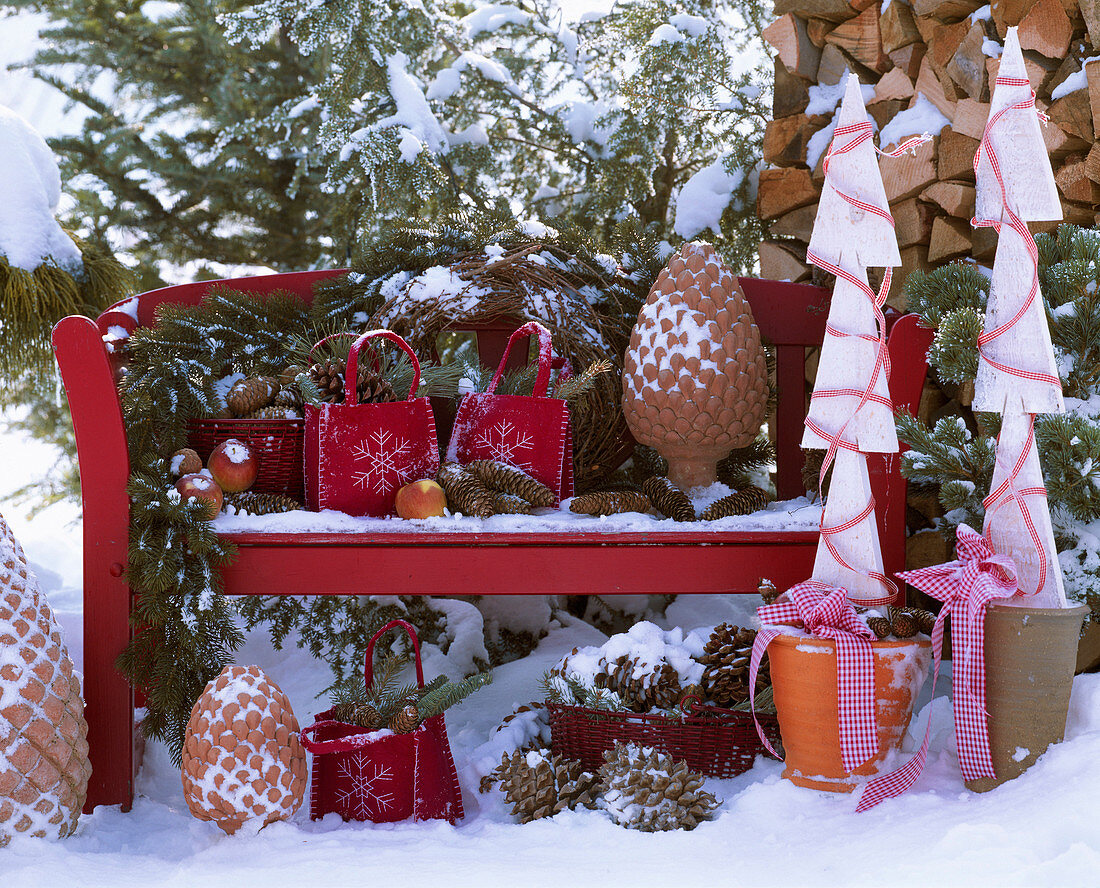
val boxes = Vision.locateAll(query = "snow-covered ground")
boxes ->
[2,420,1100,887]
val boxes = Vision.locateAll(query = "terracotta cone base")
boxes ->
[663,448,721,491]
[768,634,931,792]
[965,604,1088,793]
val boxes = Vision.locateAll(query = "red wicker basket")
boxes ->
[547,699,782,778]
[186,418,305,500]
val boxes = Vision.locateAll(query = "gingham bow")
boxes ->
[855,525,1018,811]
[750,580,878,772]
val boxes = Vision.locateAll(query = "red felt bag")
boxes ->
[446,321,574,502]
[303,330,439,516]
[299,620,464,824]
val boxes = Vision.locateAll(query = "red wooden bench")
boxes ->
[52,271,932,811]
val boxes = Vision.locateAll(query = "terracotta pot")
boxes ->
[767,633,931,792]
[965,603,1088,793]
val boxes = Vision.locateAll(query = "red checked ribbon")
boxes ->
[749,580,879,772]
[804,120,931,606]
[852,525,1018,811]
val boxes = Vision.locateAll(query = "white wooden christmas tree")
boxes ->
[803,74,899,602]
[974,28,1068,608]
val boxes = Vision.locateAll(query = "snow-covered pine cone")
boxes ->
[600,742,717,832]
[0,513,91,845]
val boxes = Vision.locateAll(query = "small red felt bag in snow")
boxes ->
[303,330,439,516]
[300,620,464,824]
[446,321,574,503]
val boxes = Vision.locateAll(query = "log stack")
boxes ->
[759,0,1100,305]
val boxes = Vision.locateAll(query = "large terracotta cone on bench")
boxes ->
[0,512,91,845]
[767,633,931,792]
[965,603,1088,793]
[622,241,769,491]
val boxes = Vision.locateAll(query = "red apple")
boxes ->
[207,438,260,493]
[176,473,224,520]
[395,479,448,519]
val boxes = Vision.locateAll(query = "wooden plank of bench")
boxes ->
[221,531,820,597]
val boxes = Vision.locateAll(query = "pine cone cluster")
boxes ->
[861,607,936,640]
[309,360,344,403]
[307,358,398,406]
[641,476,695,522]
[224,492,303,516]
[437,461,554,518]
[488,750,601,823]
[699,486,769,521]
[600,743,717,832]
[699,623,767,707]
[570,490,651,516]
[466,460,555,508]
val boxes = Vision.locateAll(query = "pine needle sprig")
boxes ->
[553,360,613,401]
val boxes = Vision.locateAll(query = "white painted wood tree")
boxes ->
[802,74,899,602]
[974,28,1068,608]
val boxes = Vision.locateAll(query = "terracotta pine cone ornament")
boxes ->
[623,242,769,490]
[1,512,91,845]
[181,665,307,834]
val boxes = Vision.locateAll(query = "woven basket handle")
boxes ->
[364,619,426,692]
[486,321,554,397]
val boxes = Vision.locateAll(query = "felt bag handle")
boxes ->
[308,330,422,404]
[485,321,554,397]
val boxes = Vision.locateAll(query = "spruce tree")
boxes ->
[7,0,771,273]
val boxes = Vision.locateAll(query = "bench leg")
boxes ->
[83,553,134,812]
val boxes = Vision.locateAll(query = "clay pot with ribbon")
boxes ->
[750,582,931,793]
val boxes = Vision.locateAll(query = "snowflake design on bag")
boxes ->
[334,753,396,819]
[474,420,534,470]
[350,429,412,493]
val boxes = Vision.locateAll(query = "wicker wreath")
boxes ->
[363,241,642,489]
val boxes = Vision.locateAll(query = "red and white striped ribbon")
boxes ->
[970,74,1058,595]
[749,580,879,772]
[805,120,930,606]
[855,526,1018,810]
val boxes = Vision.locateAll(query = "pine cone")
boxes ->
[227,377,279,416]
[630,445,668,482]
[389,703,420,734]
[599,742,717,832]
[309,361,345,404]
[699,486,769,521]
[278,364,306,387]
[889,607,918,639]
[570,491,651,516]
[866,616,892,640]
[273,385,303,410]
[758,578,780,606]
[356,368,398,404]
[437,463,495,518]
[601,656,682,712]
[641,476,695,522]
[911,608,936,635]
[224,492,303,516]
[492,493,531,515]
[700,623,766,707]
[466,460,555,507]
[1,514,91,844]
[492,750,599,823]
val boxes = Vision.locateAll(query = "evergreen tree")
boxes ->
[3,0,340,283]
[7,0,771,274]
[899,225,1100,620]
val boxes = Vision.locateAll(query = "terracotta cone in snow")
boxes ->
[0,512,91,845]
[622,242,769,491]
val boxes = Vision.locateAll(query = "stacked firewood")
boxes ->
[760,0,1100,304]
